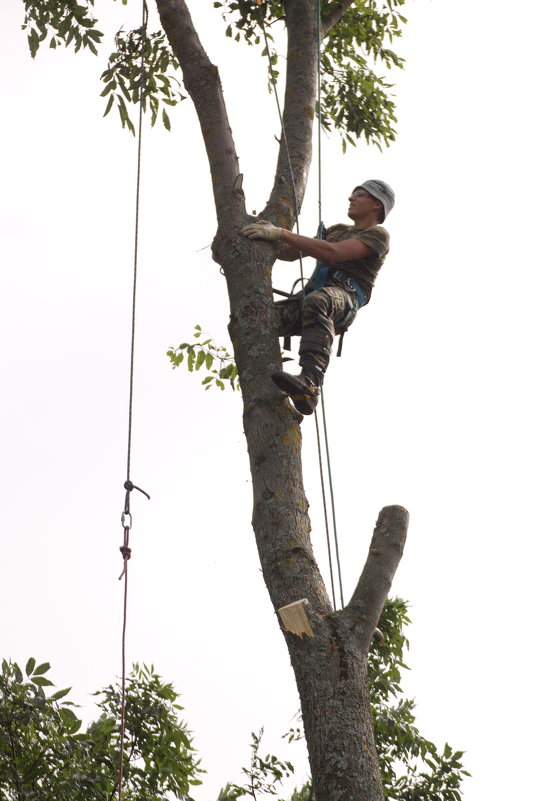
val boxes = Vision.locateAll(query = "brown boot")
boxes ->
[271,367,322,415]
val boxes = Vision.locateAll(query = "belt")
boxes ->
[331,269,368,308]
[312,262,368,308]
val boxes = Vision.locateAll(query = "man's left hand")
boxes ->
[240,220,282,241]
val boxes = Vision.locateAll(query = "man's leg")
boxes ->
[274,295,303,339]
[272,288,351,415]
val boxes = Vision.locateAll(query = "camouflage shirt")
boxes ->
[322,223,390,301]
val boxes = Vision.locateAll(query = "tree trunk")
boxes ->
[155,1,409,798]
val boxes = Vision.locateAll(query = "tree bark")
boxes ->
[155,2,409,798]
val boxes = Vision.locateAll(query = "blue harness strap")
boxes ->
[312,261,330,291]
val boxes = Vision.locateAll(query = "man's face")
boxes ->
[347,187,383,222]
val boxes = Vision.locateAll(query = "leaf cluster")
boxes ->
[218,728,294,800]
[101,27,185,134]
[0,658,84,801]
[94,662,201,799]
[167,325,240,391]
[214,1,283,45]
[21,0,103,58]
[321,0,407,151]
[212,0,406,151]
[213,1,282,87]
[0,659,201,800]
[23,0,407,150]
[369,599,470,801]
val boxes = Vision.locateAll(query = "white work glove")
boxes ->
[241,220,282,241]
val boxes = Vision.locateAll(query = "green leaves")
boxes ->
[168,325,240,392]
[222,727,294,799]
[21,0,103,59]
[24,0,405,148]
[0,658,83,799]
[214,0,284,89]
[93,662,202,798]
[0,659,201,800]
[33,661,51,675]
[214,1,282,48]
[100,27,185,135]
[214,0,406,151]
[320,0,406,150]
[368,599,470,801]
[22,1,184,136]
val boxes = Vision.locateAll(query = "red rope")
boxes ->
[118,531,131,799]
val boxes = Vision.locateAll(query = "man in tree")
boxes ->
[20,1,412,796]
[241,179,395,414]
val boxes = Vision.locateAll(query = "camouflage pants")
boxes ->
[275,286,356,371]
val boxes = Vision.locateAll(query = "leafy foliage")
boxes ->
[369,599,470,801]
[218,728,294,800]
[21,0,103,58]
[0,659,201,800]
[287,783,312,801]
[214,0,282,92]
[168,326,240,391]
[212,0,406,150]
[321,0,406,151]
[101,26,185,134]
[214,0,279,47]
[20,0,184,134]
[22,0,407,148]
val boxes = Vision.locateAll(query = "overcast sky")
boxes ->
[2,0,535,799]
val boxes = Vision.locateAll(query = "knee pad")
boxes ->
[299,328,332,357]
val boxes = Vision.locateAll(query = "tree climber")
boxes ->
[241,179,394,415]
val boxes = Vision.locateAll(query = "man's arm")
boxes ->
[279,228,372,264]
[241,221,372,264]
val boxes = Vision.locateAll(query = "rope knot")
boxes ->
[120,545,132,561]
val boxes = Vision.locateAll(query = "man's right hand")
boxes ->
[241,220,282,241]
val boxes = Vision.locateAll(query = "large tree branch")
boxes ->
[263,0,318,229]
[321,0,357,38]
[343,505,409,648]
[155,0,245,228]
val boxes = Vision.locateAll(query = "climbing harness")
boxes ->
[309,262,368,356]
[117,1,150,797]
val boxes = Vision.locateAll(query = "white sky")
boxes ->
[2,0,535,799]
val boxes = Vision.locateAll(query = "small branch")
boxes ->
[321,0,357,37]
[344,505,409,648]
